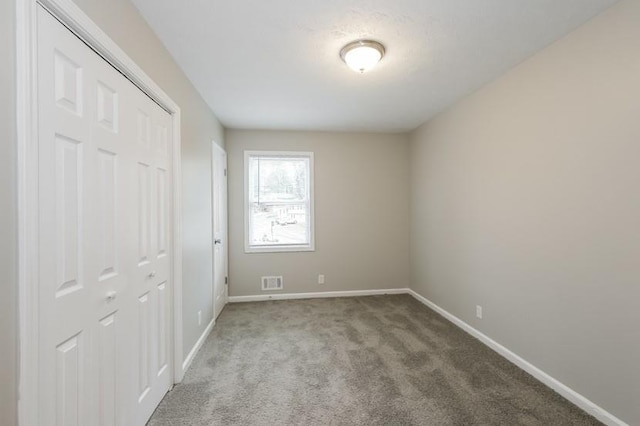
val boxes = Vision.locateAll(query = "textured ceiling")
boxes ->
[130,0,618,132]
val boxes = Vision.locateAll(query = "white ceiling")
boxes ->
[130,0,618,133]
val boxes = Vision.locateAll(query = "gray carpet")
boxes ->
[148,295,600,425]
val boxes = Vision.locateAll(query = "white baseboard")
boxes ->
[406,289,628,426]
[181,318,215,375]
[228,288,409,303]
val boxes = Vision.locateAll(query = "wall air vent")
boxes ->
[261,276,283,291]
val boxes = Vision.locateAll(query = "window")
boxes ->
[244,151,314,253]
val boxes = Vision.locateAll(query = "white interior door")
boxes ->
[36,6,172,425]
[213,143,228,319]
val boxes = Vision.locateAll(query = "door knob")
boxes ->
[106,291,117,302]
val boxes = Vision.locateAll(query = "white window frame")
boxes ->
[244,150,315,253]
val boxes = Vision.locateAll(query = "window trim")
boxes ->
[244,150,315,253]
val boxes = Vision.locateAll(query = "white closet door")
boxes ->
[36,6,172,425]
[128,56,174,426]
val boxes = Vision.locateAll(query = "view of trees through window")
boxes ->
[247,153,313,250]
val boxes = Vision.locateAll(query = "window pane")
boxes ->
[247,153,313,250]
[249,157,309,203]
[249,202,309,246]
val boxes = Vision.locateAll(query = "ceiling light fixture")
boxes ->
[340,40,385,73]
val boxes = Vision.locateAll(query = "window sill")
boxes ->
[245,244,315,254]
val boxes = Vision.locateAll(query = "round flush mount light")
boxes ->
[340,40,385,73]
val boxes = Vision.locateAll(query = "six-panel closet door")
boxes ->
[36,6,172,425]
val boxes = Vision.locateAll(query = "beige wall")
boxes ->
[227,130,410,297]
[54,0,226,360]
[409,1,640,423]
[1,0,17,424]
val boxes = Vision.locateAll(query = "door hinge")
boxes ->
[225,276,228,284]
[224,168,227,177]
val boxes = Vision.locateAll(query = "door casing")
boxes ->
[16,1,185,424]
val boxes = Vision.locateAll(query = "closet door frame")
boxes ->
[16,1,186,424]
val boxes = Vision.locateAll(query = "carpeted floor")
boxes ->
[148,295,600,425]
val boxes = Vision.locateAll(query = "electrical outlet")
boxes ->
[476,305,483,319]
[197,310,202,326]
[318,274,325,284]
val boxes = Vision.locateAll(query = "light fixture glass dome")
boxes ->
[340,40,385,73]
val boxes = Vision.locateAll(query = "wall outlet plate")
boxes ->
[476,305,483,319]
[318,274,325,284]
